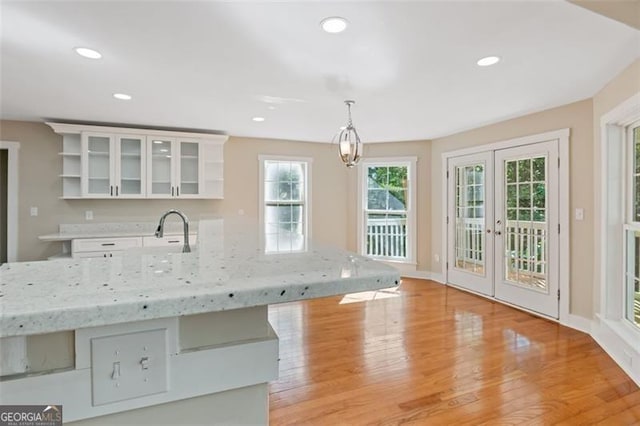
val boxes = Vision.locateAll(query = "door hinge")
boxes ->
[446,216,449,224]
[558,157,560,168]
[446,261,449,269]
[557,289,560,300]
[446,170,449,179]
[558,223,560,234]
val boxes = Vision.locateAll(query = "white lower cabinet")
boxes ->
[142,235,197,248]
[72,237,141,259]
[71,235,197,258]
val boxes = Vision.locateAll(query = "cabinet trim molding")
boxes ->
[46,122,228,144]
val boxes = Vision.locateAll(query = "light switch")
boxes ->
[91,329,168,406]
[85,210,93,221]
[575,208,584,221]
[30,207,38,217]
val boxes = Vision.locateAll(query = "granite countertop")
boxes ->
[0,219,400,337]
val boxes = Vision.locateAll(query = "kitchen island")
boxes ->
[0,219,399,424]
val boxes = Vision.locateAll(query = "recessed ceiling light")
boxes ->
[252,116,265,122]
[74,47,102,59]
[320,17,348,34]
[267,105,276,111]
[477,56,501,67]
[113,93,132,100]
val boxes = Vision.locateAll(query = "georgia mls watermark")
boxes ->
[0,405,62,426]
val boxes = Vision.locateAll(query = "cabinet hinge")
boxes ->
[558,223,560,234]
[557,289,560,300]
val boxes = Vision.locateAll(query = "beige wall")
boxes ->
[221,136,349,249]
[430,99,594,318]
[0,122,349,261]
[346,140,431,271]
[592,59,640,314]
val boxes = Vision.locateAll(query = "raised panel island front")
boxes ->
[0,219,399,424]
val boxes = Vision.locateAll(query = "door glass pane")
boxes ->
[87,136,110,195]
[454,164,485,275]
[119,138,142,195]
[503,156,547,292]
[151,139,172,195]
[180,142,199,195]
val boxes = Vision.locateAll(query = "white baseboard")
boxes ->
[590,315,640,387]
[561,314,592,334]
[400,270,445,284]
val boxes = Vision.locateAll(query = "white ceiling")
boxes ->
[1,1,639,143]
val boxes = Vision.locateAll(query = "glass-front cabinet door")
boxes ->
[115,135,145,197]
[83,133,114,197]
[147,137,176,197]
[177,140,201,197]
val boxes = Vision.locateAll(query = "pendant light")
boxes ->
[334,100,362,168]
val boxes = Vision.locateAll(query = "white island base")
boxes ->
[3,307,278,425]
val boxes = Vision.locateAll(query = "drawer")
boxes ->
[72,237,142,253]
[73,251,124,259]
[142,234,197,247]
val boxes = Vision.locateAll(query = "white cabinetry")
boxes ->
[48,123,226,199]
[70,235,197,258]
[82,133,146,198]
[72,237,142,259]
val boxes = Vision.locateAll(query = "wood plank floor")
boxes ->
[268,279,640,425]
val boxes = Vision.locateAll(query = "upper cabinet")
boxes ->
[82,133,146,198]
[48,123,227,199]
[146,138,208,198]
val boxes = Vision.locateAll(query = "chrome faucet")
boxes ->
[155,209,191,253]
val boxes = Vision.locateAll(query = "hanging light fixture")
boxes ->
[334,100,362,168]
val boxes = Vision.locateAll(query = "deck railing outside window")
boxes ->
[366,217,407,258]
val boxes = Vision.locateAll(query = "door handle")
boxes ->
[486,229,492,234]
[110,186,113,196]
[171,187,174,197]
[177,186,180,197]
[116,185,119,196]
[495,231,502,235]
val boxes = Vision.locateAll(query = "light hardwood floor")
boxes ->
[268,279,640,425]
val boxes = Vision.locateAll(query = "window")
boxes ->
[625,120,640,329]
[359,157,417,263]
[259,157,311,253]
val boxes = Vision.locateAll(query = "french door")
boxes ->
[447,140,560,318]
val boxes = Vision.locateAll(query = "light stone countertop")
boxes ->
[0,219,400,337]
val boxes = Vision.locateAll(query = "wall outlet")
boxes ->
[575,208,584,221]
[30,207,38,217]
[85,211,93,221]
[434,254,440,263]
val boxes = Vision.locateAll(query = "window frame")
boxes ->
[258,155,312,254]
[598,91,640,373]
[357,156,417,265]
